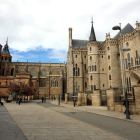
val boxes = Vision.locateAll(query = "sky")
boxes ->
[0,0,140,63]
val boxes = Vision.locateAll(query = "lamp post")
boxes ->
[112,23,130,119]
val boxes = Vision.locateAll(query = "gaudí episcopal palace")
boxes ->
[0,20,140,114]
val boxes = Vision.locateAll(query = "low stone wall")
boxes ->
[77,93,87,106]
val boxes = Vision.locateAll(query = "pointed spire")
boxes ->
[90,17,96,41]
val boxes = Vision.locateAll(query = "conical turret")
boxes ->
[90,19,96,41]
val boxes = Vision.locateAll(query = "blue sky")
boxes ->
[0,0,140,63]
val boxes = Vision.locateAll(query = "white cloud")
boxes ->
[0,0,140,62]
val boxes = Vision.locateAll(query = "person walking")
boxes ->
[19,98,21,105]
[74,98,76,107]
[42,97,44,103]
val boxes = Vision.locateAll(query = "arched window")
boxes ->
[103,84,104,87]
[127,77,129,86]
[108,55,110,60]
[41,68,47,77]
[84,55,86,58]
[55,81,58,87]
[73,68,75,76]
[127,53,130,61]
[75,55,77,58]
[109,75,111,80]
[78,86,80,91]
[78,68,80,76]
[90,66,91,72]
[94,85,96,90]
[129,77,131,91]
[76,64,77,70]
[52,81,54,87]
[85,64,86,70]
[92,65,94,71]
[85,82,87,88]
[11,68,14,76]
[107,46,109,50]
[90,56,92,60]
[102,55,103,58]
[136,50,138,59]
[125,59,128,69]
[109,66,111,70]
[2,69,5,76]
[131,57,133,66]
[91,75,92,80]
[90,47,92,51]
[126,42,129,47]
[95,65,97,71]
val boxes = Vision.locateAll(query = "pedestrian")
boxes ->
[54,97,56,101]
[42,97,44,103]
[123,99,130,114]
[74,97,76,107]
[19,98,21,105]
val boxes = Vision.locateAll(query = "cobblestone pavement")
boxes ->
[0,104,27,140]
[4,100,127,140]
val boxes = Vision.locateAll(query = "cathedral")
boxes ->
[0,20,140,113]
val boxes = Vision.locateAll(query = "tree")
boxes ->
[7,82,35,99]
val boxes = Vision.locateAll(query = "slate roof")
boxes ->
[90,22,96,41]
[113,23,134,39]
[1,42,10,54]
[72,39,104,48]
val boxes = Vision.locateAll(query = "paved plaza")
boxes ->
[1,100,140,140]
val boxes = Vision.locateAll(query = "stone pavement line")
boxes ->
[51,101,140,124]
[4,100,126,140]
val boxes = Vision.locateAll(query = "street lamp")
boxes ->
[112,23,130,119]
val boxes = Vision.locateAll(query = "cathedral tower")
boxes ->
[87,19,100,90]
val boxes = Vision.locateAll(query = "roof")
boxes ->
[1,41,10,54]
[90,22,96,41]
[72,39,104,48]
[114,23,134,39]
[72,39,88,48]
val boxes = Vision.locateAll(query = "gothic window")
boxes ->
[55,81,58,87]
[127,77,129,86]
[128,62,131,68]
[109,66,111,70]
[90,56,92,60]
[129,77,131,91]
[11,68,14,76]
[95,65,97,71]
[31,71,36,77]
[85,82,87,88]
[131,57,133,66]
[73,68,75,76]
[102,68,104,71]
[136,50,138,59]
[92,65,94,71]
[78,68,80,76]
[76,71,77,76]
[90,66,91,72]
[75,55,77,58]
[102,55,103,58]
[103,84,104,87]
[41,69,47,77]
[127,53,130,61]
[109,75,111,80]
[84,55,86,58]
[125,59,128,69]
[76,64,77,70]
[126,42,129,47]
[107,46,110,50]
[91,85,93,91]
[108,55,110,60]
[90,47,92,51]
[40,79,46,87]
[91,75,93,80]
[2,69,5,76]
[85,64,86,70]
[52,81,54,87]
[110,85,112,88]
[78,86,80,91]
[94,85,96,90]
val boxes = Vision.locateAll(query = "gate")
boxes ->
[100,90,107,106]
